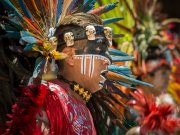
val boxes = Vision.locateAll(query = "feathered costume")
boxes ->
[0,0,154,135]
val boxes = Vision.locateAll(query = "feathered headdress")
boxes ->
[0,0,153,86]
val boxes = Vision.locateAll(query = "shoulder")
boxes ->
[42,79,67,93]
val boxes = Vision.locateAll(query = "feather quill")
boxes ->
[111,56,134,62]
[106,71,153,87]
[108,48,128,56]
[2,0,23,19]
[67,0,84,15]
[57,0,72,25]
[89,2,118,16]
[104,80,130,99]
[55,0,63,25]
[103,17,124,25]
[79,0,96,13]
[17,0,33,19]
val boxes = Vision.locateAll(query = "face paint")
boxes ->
[62,26,112,92]
[89,55,94,78]
[74,55,110,88]
[80,55,86,75]
[84,55,86,75]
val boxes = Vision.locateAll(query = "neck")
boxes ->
[59,75,92,103]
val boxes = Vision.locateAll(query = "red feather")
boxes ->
[3,84,48,135]
[128,89,180,134]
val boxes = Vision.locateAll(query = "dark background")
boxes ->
[160,0,180,18]
[160,0,180,34]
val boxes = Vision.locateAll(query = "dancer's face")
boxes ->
[61,36,111,93]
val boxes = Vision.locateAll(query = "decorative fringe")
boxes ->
[3,84,48,135]
[43,90,72,135]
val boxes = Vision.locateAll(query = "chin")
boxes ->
[88,84,103,93]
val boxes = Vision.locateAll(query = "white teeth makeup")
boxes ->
[100,74,106,82]
[99,83,103,88]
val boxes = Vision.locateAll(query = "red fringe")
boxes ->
[3,84,48,135]
[4,83,72,135]
[43,90,72,135]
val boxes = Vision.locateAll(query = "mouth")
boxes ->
[99,70,108,87]
[100,70,108,78]
[99,82,104,88]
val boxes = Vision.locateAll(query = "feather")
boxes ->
[66,0,84,15]
[108,65,132,76]
[3,0,45,38]
[1,0,23,19]
[21,36,39,44]
[111,56,134,62]
[2,19,23,31]
[89,2,118,16]
[114,81,136,89]
[55,0,63,25]
[23,43,40,52]
[108,48,128,56]
[104,80,130,99]
[80,0,96,13]
[21,17,44,39]
[128,89,180,134]
[2,31,21,39]
[108,65,130,71]
[108,68,132,77]
[22,0,47,33]
[103,17,124,25]
[106,71,153,87]
[50,0,56,27]
[57,0,72,25]
[17,0,33,19]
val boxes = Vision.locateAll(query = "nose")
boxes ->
[103,59,110,66]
